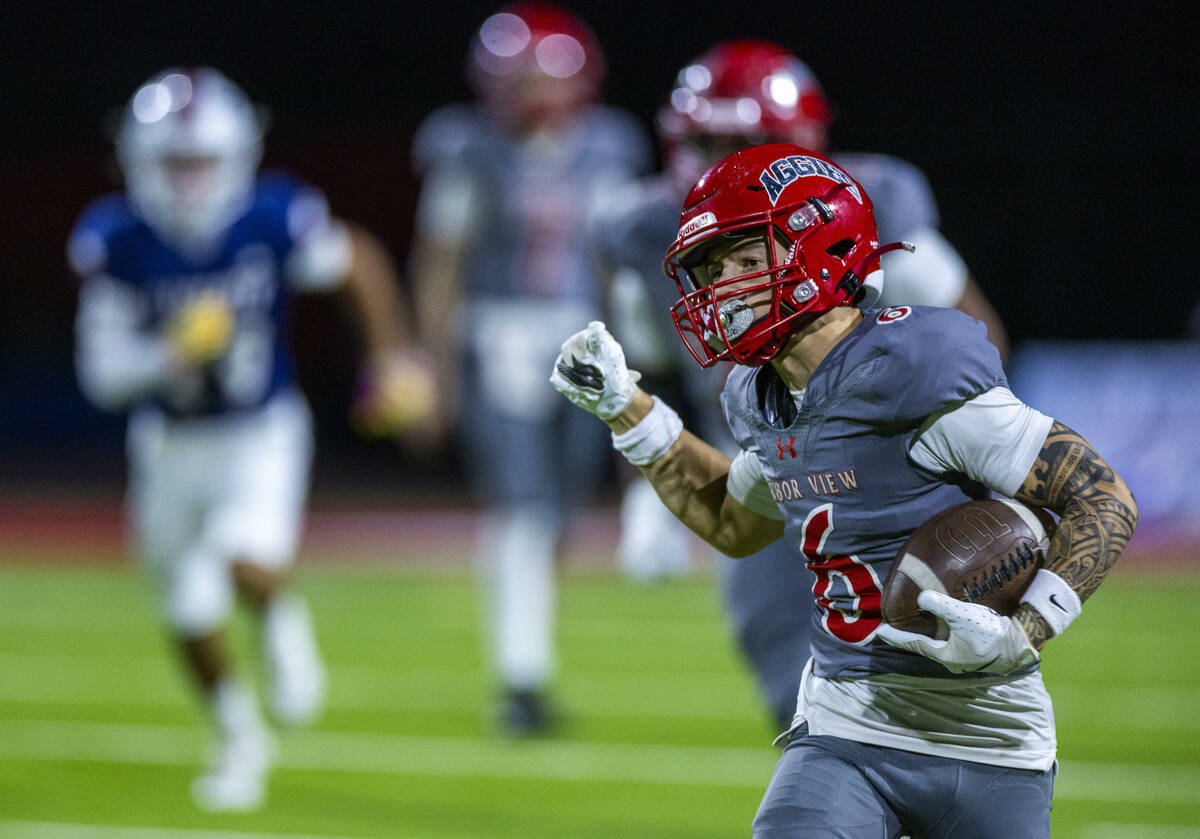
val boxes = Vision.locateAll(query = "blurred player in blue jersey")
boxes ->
[552,144,1137,837]
[408,3,651,735]
[596,40,1010,729]
[69,67,434,811]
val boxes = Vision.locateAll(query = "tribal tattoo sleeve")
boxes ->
[1013,421,1139,649]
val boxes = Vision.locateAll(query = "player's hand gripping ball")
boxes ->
[350,349,438,438]
[876,590,1042,675]
[879,498,1055,637]
[165,290,235,366]
[875,498,1056,675]
[549,321,641,421]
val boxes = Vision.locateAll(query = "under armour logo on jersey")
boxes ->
[777,436,797,459]
[555,355,604,390]
[759,155,863,206]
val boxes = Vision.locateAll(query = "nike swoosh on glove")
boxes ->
[875,590,1040,675]
[549,321,641,421]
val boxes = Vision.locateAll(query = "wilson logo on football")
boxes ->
[877,306,911,324]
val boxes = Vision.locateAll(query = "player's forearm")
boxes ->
[75,336,174,410]
[605,391,764,555]
[955,275,1010,363]
[410,236,465,408]
[1014,421,1139,648]
[341,223,409,357]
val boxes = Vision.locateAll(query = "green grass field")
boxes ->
[1,554,1198,838]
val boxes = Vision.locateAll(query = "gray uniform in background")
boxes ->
[412,102,651,713]
[413,101,651,513]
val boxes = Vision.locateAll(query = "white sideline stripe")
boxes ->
[0,720,775,788]
[0,823,369,839]
[1084,825,1200,839]
[3,720,1200,804]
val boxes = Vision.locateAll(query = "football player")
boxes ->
[408,3,651,735]
[595,39,1009,728]
[70,67,434,811]
[552,144,1137,837]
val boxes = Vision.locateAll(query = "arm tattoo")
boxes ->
[1013,421,1139,649]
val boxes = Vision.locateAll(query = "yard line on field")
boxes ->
[6,649,1199,728]
[1055,763,1200,804]
[0,719,776,788]
[0,653,760,722]
[0,823,372,839]
[3,719,1199,803]
[1084,825,1200,838]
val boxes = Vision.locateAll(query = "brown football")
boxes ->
[881,499,1056,638]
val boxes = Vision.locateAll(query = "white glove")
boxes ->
[875,590,1040,675]
[549,321,641,420]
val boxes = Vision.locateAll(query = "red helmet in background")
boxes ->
[657,40,833,189]
[664,144,910,367]
[467,3,605,130]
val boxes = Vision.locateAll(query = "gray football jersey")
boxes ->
[413,103,651,305]
[835,152,940,244]
[722,305,1010,680]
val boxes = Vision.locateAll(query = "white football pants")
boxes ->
[479,503,562,691]
[126,391,314,636]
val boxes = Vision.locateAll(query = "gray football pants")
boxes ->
[753,727,1053,838]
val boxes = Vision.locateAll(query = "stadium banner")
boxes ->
[1008,341,1200,546]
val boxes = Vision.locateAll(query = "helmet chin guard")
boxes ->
[663,144,911,367]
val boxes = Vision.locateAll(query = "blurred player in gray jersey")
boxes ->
[596,40,1009,728]
[553,143,1137,837]
[408,3,651,735]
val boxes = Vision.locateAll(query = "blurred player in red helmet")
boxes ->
[656,40,1006,352]
[554,143,1137,836]
[595,39,1009,728]
[409,3,651,735]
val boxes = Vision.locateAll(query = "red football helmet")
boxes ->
[467,3,605,130]
[664,144,911,367]
[657,40,833,188]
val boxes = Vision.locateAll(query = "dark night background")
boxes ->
[1,2,1194,498]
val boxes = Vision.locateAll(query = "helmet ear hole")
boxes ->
[825,238,854,259]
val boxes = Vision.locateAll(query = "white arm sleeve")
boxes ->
[74,275,174,411]
[908,386,1054,497]
[414,166,479,241]
[877,226,968,309]
[727,448,785,520]
[284,188,353,292]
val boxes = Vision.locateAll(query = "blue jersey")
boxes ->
[722,306,1009,679]
[69,173,331,418]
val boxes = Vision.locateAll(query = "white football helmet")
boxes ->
[116,67,263,251]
